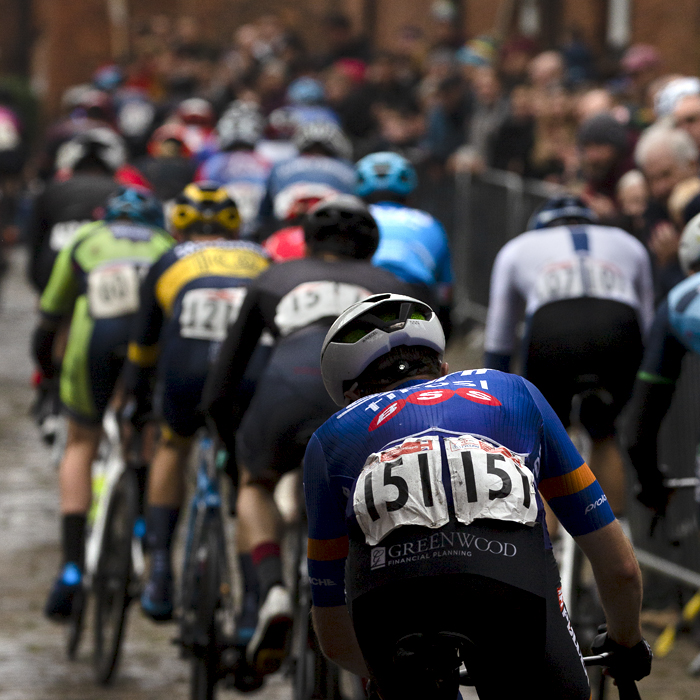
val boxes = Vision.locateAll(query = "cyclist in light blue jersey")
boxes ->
[626,213,700,515]
[355,152,453,330]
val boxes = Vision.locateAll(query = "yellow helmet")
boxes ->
[170,181,241,236]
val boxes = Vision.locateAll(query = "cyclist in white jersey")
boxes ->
[484,195,654,515]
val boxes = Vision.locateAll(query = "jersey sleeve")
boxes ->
[483,240,524,355]
[304,433,349,607]
[434,221,453,285]
[39,231,82,318]
[202,285,266,445]
[634,240,655,334]
[525,379,615,537]
[127,257,166,368]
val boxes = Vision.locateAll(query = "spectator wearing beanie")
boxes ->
[578,112,634,222]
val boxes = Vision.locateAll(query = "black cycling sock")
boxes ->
[62,513,86,569]
[252,543,283,602]
[145,506,180,552]
[239,553,260,598]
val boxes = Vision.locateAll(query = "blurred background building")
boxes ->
[0,1,698,118]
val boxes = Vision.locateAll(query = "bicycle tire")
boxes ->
[66,584,87,660]
[93,469,138,684]
[188,518,222,700]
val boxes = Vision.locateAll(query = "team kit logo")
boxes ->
[369,387,502,432]
[370,531,518,570]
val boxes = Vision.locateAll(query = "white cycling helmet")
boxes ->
[321,293,445,406]
[680,212,700,274]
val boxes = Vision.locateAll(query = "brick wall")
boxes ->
[22,0,700,119]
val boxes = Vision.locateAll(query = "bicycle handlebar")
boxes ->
[459,652,642,700]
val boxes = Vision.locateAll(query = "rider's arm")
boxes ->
[483,240,524,372]
[624,300,685,510]
[312,606,369,677]
[304,433,369,675]
[32,230,83,376]
[634,241,655,334]
[202,286,265,447]
[123,259,166,402]
[527,379,644,645]
[575,521,643,647]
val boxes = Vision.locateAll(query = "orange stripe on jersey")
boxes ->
[539,463,596,501]
[308,536,349,561]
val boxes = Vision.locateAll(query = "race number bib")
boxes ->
[275,281,370,336]
[445,435,537,528]
[224,182,266,224]
[353,437,449,546]
[535,259,629,304]
[87,264,140,318]
[179,287,247,341]
[49,220,91,251]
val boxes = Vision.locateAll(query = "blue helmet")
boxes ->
[287,77,325,105]
[104,186,164,229]
[355,152,418,199]
[527,195,597,230]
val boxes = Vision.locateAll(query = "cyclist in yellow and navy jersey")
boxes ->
[33,187,174,621]
[123,182,270,621]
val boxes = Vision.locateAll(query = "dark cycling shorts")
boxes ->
[157,339,271,440]
[61,308,130,426]
[524,298,643,439]
[236,329,337,483]
[350,549,589,700]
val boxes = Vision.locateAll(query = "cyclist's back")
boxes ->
[355,152,453,315]
[305,294,650,700]
[484,197,654,513]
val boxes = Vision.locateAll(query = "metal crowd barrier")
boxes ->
[413,167,700,606]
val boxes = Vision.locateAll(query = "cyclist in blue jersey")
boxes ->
[305,293,651,700]
[258,120,355,225]
[626,213,700,515]
[355,152,453,331]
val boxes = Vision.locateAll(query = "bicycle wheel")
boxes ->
[66,584,87,660]
[188,518,223,700]
[93,469,138,684]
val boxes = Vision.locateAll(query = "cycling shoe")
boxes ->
[44,562,82,621]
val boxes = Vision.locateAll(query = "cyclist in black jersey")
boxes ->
[203,195,419,676]
[27,128,127,293]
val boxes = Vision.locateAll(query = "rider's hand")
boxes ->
[636,481,673,516]
[591,631,653,681]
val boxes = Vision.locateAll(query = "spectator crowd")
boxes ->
[2,7,700,301]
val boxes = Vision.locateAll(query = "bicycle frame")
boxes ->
[84,410,146,586]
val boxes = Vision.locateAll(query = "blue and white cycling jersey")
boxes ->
[369,202,453,288]
[304,369,614,607]
[260,154,356,220]
[668,271,700,355]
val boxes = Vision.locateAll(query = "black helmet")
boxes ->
[527,194,597,230]
[303,194,379,259]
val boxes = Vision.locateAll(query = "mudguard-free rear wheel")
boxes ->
[93,469,138,684]
[189,520,223,700]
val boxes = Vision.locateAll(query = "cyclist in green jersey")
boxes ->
[33,187,174,620]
